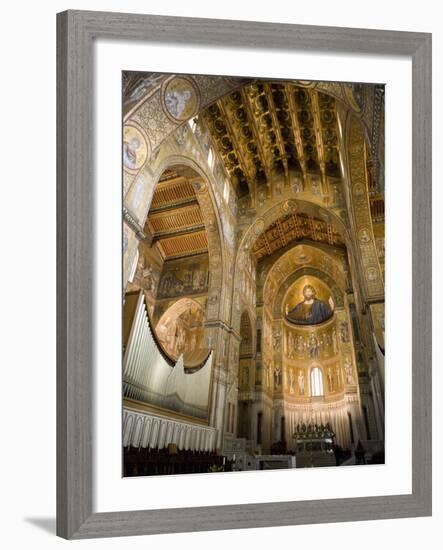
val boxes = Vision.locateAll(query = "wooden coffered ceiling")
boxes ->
[202,82,341,200]
[145,171,208,260]
[252,211,345,262]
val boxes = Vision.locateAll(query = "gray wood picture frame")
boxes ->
[56,9,432,540]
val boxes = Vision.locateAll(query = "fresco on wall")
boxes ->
[157,256,209,300]
[155,299,207,366]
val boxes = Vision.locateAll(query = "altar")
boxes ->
[293,423,337,468]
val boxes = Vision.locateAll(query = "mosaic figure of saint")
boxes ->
[289,368,295,394]
[308,334,320,359]
[286,284,333,326]
[327,368,334,392]
[165,89,192,119]
[274,367,282,388]
[242,367,249,386]
[123,137,140,170]
[298,370,305,395]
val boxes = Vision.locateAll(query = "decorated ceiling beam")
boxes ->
[203,102,250,199]
[252,210,345,261]
[217,99,256,195]
[245,83,276,195]
[285,84,307,183]
[263,83,289,183]
[310,91,329,196]
[151,224,206,242]
[240,87,272,185]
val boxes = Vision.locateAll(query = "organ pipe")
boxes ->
[123,291,213,420]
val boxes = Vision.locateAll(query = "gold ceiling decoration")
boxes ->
[151,173,197,207]
[148,204,204,234]
[252,211,345,261]
[146,173,208,260]
[202,83,341,200]
[158,231,208,259]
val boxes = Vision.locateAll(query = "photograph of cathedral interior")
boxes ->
[122,73,385,476]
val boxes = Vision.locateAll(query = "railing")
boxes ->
[123,407,217,452]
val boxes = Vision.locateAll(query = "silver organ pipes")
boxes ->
[123,291,213,420]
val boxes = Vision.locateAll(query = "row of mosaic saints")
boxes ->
[246,358,354,397]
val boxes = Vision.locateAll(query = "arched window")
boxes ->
[310,367,324,397]
[239,311,253,357]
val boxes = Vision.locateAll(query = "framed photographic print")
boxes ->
[57,10,432,539]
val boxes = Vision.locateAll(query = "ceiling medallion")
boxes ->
[353,183,365,196]
[123,123,150,173]
[207,217,217,232]
[254,218,265,235]
[211,253,221,268]
[358,227,372,244]
[282,199,297,213]
[366,267,378,281]
[208,289,219,304]
[192,179,207,193]
[295,252,312,264]
[162,76,200,122]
